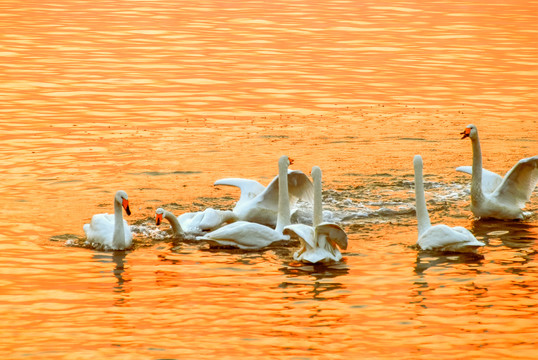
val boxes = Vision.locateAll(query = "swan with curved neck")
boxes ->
[458,124,538,220]
[156,208,184,238]
[283,166,348,263]
[214,165,313,227]
[198,155,293,249]
[414,155,484,252]
[83,190,132,250]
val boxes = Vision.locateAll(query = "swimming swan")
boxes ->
[83,190,132,250]
[214,166,314,227]
[458,124,538,220]
[414,155,484,252]
[198,155,293,249]
[283,166,348,263]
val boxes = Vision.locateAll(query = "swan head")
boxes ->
[279,155,293,168]
[155,208,165,225]
[413,155,423,168]
[461,124,477,140]
[115,190,131,216]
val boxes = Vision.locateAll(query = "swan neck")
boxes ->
[276,161,291,233]
[414,159,431,237]
[165,211,184,237]
[470,134,484,201]
[313,168,323,227]
[113,200,126,248]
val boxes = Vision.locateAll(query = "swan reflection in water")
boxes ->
[277,261,349,301]
[92,251,131,305]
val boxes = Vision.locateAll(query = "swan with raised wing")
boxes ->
[214,164,313,227]
[198,155,293,249]
[83,190,132,250]
[414,155,484,252]
[283,166,348,263]
[458,124,538,220]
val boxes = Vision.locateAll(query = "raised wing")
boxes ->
[214,178,266,207]
[494,156,538,207]
[316,223,348,250]
[283,224,316,248]
[456,166,503,194]
[257,169,314,208]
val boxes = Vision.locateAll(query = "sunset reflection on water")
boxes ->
[0,1,537,359]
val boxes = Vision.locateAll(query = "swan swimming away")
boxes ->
[414,155,484,252]
[198,155,293,249]
[156,208,184,238]
[83,190,132,250]
[284,166,348,263]
[457,124,538,220]
[214,166,314,227]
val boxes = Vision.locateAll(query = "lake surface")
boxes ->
[1,1,537,359]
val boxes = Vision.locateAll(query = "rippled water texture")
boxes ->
[1,1,537,359]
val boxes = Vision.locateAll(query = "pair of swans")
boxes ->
[458,124,538,220]
[83,190,132,251]
[199,156,349,263]
[197,155,295,249]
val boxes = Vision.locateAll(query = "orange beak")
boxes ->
[122,198,131,216]
[461,128,471,139]
[156,213,163,226]
[289,157,295,165]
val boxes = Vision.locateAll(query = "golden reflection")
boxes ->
[1,0,538,358]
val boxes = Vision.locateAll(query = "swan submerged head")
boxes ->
[461,124,477,140]
[115,190,131,216]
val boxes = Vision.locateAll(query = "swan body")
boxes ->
[156,208,184,238]
[458,124,538,220]
[199,155,293,249]
[214,169,314,227]
[283,166,348,263]
[414,155,484,252]
[178,208,238,236]
[198,220,290,249]
[83,190,132,250]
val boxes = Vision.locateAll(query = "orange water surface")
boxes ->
[0,1,537,359]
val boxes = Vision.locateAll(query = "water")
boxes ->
[1,1,538,359]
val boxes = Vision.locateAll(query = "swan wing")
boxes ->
[316,223,348,250]
[196,208,238,231]
[256,169,314,209]
[494,156,538,207]
[456,166,503,194]
[283,224,316,248]
[214,178,266,207]
[199,221,288,249]
[418,224,484,252]
[83,213,114,244]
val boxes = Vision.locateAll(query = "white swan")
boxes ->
[414,155,484,252]
[214,164,314,227]
[458,124,538,220]
[178,208,238,236]
[156,208,184,238]
[198,155,293,249]
[283,166,348,263]
[83,190,133,250]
